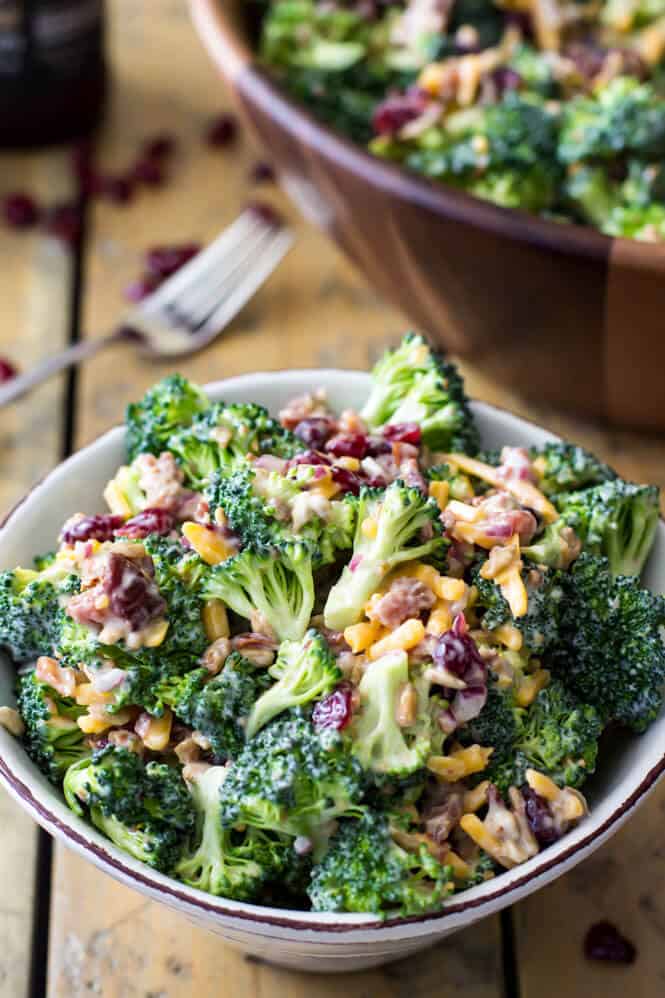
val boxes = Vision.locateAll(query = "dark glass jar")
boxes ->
[0,0,106,148]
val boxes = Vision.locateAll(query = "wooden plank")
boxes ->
[0,150,73,998]
[47,2,505,995]
[459,362,665,997]
[515,782,665,998]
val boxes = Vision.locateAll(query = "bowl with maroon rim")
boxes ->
[189,0,665,433]
[0,369,664,973]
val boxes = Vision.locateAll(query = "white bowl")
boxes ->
[1,369,664,974]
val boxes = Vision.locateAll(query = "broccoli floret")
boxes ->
[563,164,622,228]
[512,680,602,789]
[557,480,659,577]
[33,551,56,571]
[206,466,296,555]
[426,463,475,501]
[530,442,616,496]
[464,677,601,792]
[261,0,371,73]
[126,374,209,461]
[175,765,300,900]
[207,465,356,567]
[0,562,78,663]
[168,401,301,489]
[463,850,497,887]
[349,652,432,777]
[308,810,453,916]
[64,747,194,872]
[405,95,561,214]
[156,653,271,759]
[521,520,580,570]
[552,553,665,732]
[219,712,365,851]
[16,670,89,783]
[142,534,209,650]
[558,76,665,164]
[323,482,445,630]
[57,534,209,713]
[102,460,148,516]
[603,202,665,240]
[246,630,341,739]
[473,565,564,654]
[464,679,521,761]
[202,542,315,642]
[360,333,479,453]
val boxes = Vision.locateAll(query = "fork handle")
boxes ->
[0,326,139,408]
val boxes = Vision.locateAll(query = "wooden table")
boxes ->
[2,2,665,995]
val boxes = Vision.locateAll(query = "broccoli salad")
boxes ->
[1,334,664,917]
[258,0,665,241]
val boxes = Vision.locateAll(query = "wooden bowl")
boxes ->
[190,0,665,431]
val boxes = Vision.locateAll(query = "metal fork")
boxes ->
[0,205,294,407]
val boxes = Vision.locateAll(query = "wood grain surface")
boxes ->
[1,2,665,997]
[0,150,73,998]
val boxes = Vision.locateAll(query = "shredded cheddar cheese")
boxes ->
[368,618,425,659]
[427,744,493,782]
[344,619,383,654]
[443,453,559,523]
[428,480,450,510]
[182,522,235,565]
[515,667,550,707]
[480,534,528,618]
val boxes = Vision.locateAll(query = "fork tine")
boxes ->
[173,225,277,326]
[138,210,265,315]
[197,228,294,338]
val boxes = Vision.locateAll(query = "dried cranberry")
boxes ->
[372,91,428,136]
[293,418,332,449]
[44,202,83,247]
[250,161,276,184]
[143,133,177,159]
[287,450,331,469]
[116,508,175,539]
[3,193,40,229]
[312,683,353,731]
[503,10,533,36]
[365,435,391,457]
[488,67,522,96]
[0,358,17,383]
[207,112,238,147]
[102,175,134,204]
[124,273,161,303]
[521,787,559,847]
[584,922,636,964]
[432,626,484,679]
[326,433,369,459]
[62,514,125,545]
[104,553,166,631]
[331,465,361,495]
[146,243,201,279]
[383,422,421,446]
[132,158,165,186]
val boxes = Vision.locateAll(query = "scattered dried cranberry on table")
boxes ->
[584,921,637,964]
[2,193,41,229]
[0,358,17,383]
